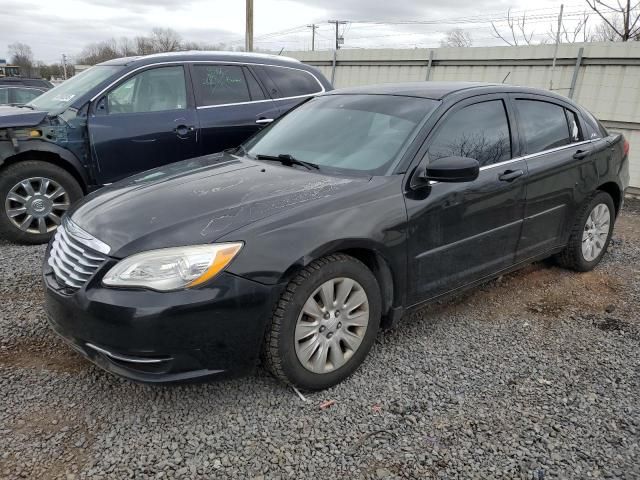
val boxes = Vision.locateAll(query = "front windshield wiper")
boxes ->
[18,104,35,110]
[255,153,319,170]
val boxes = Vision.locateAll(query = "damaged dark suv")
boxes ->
[0,52,331,244]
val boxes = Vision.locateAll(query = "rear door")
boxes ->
[511,95,594,261]
[88,64,199,184]
[405,94,528,303]
[190,64,280,155]
[251,64,325,115]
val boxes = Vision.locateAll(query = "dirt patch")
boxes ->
[0,338,88,374]
[614,207,640,243]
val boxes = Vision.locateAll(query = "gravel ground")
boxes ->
[1,200,639,480]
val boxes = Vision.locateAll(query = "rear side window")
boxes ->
[515,100,571,154]
[565,109,582,143]
[428,100,512,167]
[192,65,253,106]
[263,66,323,98]
[0,88,8,104]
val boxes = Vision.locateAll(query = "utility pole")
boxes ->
[245,0,254,52]
[549,3,563,91]
[307,24,318,51]
[328,20,347,50]
[61,54,68,80]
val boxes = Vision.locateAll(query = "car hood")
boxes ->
[69,153,365,257]
[0,106,48,128]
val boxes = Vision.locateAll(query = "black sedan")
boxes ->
[43,82,630,390]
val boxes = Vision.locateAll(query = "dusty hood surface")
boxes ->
[0,106,48,129]
[69,153,363,257]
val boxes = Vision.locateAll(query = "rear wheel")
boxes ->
[555,191,615,272]
[0,161,83,244]
[263,254,381,390]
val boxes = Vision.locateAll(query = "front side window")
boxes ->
[14,88,43,104]
[107,66,186,114]
[427,100,512,167]
[192,65,253,106]
[245,94,438,175]
[516,99,571,154]
[264,66,323,98]
[27,65,123,114]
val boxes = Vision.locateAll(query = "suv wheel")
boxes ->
[555,191,615,272]
[0,161,83,244]
[263,253,381,391]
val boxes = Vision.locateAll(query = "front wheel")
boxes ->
[0,160,83,244]
[263,254,381,391]
[555,191,615,272]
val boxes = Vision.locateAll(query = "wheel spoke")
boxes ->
[340,329,363,352]
[47,187,65,200]
[344,310,369,327]
[19,215,34,231]
[295,321,319,341]
[335,278,355,308]
[318,280,335,310]
[38,178,50,195]
[6,192,28,205]
[21,180,36,196]
[311,342,329,373]
[52,202,70,212]
[298,338,319,363]
[7,207,27,217]
[302,297,323,319]
[47,212,62,225]
[37,217,47,234]
[328,344,345,370]
[344,289,367,313]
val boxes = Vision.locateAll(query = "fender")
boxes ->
[0,139,91,189]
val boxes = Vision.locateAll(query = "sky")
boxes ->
[0,0,594,64]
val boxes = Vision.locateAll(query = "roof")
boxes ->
[99,51,303,68]
[323,82,578,104]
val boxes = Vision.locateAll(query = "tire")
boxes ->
[555,191,615,272]
[0,161,83,244]
[263,253,382,391]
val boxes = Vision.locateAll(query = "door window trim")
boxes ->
[90,60,326,109]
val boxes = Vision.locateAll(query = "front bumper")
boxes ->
[43,261,282,383]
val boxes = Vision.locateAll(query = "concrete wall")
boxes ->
[287,43,640,192]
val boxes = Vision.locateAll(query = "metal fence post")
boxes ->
[426,50,434,81]
[568,47,584,99]
[331,49,337,85]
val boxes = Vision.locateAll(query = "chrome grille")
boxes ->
[48,225,107,289]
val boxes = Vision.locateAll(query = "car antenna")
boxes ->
[502,71,511,84]
[278,47,285,55]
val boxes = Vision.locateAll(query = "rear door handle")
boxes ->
[573,149,591,159]
[256,118,274,125]
[498,169,524,182]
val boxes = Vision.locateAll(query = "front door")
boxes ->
[405,95,527,304]
[88,65,199,184]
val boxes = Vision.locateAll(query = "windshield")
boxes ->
[245,94,438,175]
[27,65,123,113]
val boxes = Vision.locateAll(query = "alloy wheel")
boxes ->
[294,277,370,374]
[4,177,70,234]
[582,203,611,262]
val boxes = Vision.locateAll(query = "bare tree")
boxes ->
[586,0,640,41]
[491,9,536,46]
[546,11,590,43]
[591,15,624,40]
[440,29,473,47]
[8,42,34,76]
[150,28,182,52]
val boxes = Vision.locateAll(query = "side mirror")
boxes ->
[412,156,480,188]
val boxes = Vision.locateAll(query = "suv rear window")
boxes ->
[263,66,323,98]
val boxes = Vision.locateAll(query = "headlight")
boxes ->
[102,243,243,291]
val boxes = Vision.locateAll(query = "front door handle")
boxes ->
[175,125,195,136]
[256,118,274,125]
[498,169,524,182]
[573,149,591,159]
